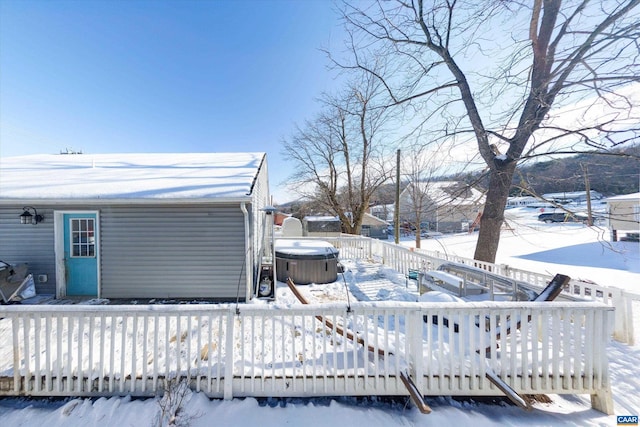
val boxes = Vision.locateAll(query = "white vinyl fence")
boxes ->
[312,235,638,345]
[0,301,613,413]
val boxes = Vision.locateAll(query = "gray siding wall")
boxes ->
[0,206,57,294]
[0,204,249,300]
[100,205,246,299]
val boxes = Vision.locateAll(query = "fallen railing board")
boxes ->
[400,371,431,414]
[287,277,429,413]
[285,277,385,356]
[0,301,613,414]
[485,369,531,410]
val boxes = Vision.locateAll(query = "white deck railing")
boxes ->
[298,235,638,345]
[0,301,613,413]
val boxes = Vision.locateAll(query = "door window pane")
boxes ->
[70,218,96,258]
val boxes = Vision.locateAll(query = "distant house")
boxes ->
[302,212,388,239]
[359,212,389,240]
[0,153,270,301]
[369,204,393,222]
[302,216,341,237]
[399,181,485,233]
[606,192,640,241]
[274,212,291,226]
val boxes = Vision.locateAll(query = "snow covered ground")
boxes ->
[412,207,639,294]
[0,207,638,426]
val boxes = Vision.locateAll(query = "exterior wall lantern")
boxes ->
[20,206,43,225]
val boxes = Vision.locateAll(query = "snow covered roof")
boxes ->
[606,192,640,202]
[0,153,266,202]
[303,216,340,222]
[362,212,388,226]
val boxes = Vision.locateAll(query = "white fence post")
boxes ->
[611,288,627,343]
[12,317,20,394]
[621,291,636,346]
[417,309,428,391]
[224,309,235,400]
[590,307,614,415]
[406,310,424,390]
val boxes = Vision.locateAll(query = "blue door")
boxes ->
[63,213,98,296]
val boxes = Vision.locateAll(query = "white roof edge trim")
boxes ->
[0,197,254,206]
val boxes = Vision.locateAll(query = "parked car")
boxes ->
[537,212,588,223]
[620,233,640,242]
[420,230,443,238]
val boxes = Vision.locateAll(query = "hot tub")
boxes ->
[275,239,339,285]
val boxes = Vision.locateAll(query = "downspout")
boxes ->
[241,202,252,302]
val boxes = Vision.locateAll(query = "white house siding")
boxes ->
[607,193,640,234]
[248,156,271,282]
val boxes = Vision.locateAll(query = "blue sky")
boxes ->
[0,0,344,203]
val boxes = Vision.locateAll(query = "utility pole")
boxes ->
[581,163,593,226]
[394,149,400,244]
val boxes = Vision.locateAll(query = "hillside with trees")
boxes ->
[512,145,640,197]
[281,145,639,220]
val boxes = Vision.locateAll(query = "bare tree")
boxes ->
[339,0,640,262]
[282,73,393,234]
[399,144,442,248]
